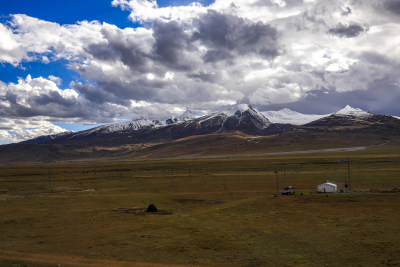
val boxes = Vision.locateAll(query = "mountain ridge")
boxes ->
[21,104,400,146]
[0,104,398,163]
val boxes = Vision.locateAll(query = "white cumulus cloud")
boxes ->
[0,0,400,143]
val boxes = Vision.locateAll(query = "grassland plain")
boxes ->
[0,147,399,266]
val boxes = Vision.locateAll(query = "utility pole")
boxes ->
[170,163,175,187]
[132,169,135,192]
[283,166,286,184]
[338,159,351,192]
[48,168,51,192]
[347,157,351,192]
[274,170,279,194]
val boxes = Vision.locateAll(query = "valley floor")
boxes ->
[0,146,399,266]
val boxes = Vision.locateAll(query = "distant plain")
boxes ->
[0,140,399,266]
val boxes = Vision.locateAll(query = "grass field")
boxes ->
[0,147,399,266]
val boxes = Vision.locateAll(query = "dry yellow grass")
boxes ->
[0,147,399,266]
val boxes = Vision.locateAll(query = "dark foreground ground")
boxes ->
[0,146,399,266]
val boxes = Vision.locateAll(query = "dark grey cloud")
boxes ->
[188,70,221,83]
[0,77,127,123]
[259,52,400,116]
[193,10,280,61]
[252,0,280,7]
[33,91,77,107]
[85,27,148,71]
[2,0,400,140]
[72,78,160,105]
[247,43,400,116]
[70,12,281,108]
[71,82,118,105]
[279,83,400,116]
[284,0,305,6]
[328,23,367,38]
[361,52,393,66]
[202,49,232,63]
[341,6,352,16]
[1,96,82,119]
[85,43,119,62]
[152,20,191,69]
[384,0,400,15]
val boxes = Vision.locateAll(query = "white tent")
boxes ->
[317,182,337,193]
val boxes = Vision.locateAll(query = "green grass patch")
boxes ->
[0,149,399,266]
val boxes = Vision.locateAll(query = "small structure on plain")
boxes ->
[317,182,337,193]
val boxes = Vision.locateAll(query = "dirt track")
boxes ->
[0,250,206,267]
[181,146,367,160]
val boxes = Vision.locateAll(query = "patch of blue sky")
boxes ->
[0,0,215,88]
[0,0,215,28]
[0,0,133,28]
[158,0,215,7]
[118,117,132,121]
[0,59,81,89]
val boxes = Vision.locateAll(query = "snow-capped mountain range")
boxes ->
[261,108,328,125]
[22,104,399,145]
[71,104,272,139]
[334,105,373,117]
[84,105,376,134]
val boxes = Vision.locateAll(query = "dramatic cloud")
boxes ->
[0,0,399,143]
[111,0,207,23]
[194,10,280,59]
[152,20,191,68]
[0,24,25,66]
[383,0,400,15]
[0,75,80,118]
[0,117,67,144]
[328,23,367,38]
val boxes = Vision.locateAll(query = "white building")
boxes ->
[317,182,337,193]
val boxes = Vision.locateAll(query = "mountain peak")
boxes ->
[334,105,372,117]
[236,104,253,112]
[222,104,256,117]
[166,109,196,125]
[262,109,328,125]
[179,109,196,120]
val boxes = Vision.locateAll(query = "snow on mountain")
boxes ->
[21,131,73,144]
[70,119,165,138]
[262,108,328,125]
[224,104,270,124]
[98,119,165,134]
[334,105,372,117]
[71,109,200,137]
[167,109,196,124]
[22,103,399,146]
[186,104,271,132]
[263,105,374,125]
[179,110,196,120]
[221,104,253,117]
[236,104,271,128]
[198,104,270,128]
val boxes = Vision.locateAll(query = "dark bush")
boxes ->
[146,204,158,212]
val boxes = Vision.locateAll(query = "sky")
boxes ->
[0,0,399,144]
